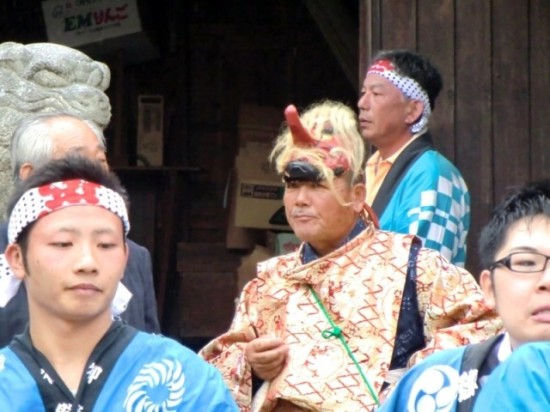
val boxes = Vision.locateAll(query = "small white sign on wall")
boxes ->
[137,95,164,166]
[42,0,142,47]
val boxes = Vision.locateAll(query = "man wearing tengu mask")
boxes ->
[200,100,500,411]
[0,156,238,411]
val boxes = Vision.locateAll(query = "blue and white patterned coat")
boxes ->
[379,150,470,267]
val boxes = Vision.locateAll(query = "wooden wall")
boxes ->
[360,0,550,274]
[110,2,358,244]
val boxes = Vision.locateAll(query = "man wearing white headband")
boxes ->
[0,156,238,411]
[358,49,470,267]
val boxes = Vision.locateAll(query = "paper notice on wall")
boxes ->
[137,95,164,166]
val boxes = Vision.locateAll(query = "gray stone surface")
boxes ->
[0,41,112,216]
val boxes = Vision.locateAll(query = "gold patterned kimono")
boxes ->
[200,213,502,411]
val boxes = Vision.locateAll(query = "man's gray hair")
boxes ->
[10,112,106,181]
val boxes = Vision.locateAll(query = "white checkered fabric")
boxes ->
[408,173,470,266]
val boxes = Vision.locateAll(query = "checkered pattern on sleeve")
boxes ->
[408,172,470,266]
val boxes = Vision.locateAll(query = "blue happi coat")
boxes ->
[379,335,503,412]
[0,323,238,411]
[473,341,550,412]
[377,148,470,267]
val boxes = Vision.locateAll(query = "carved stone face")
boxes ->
[0,41,112,214]
[0,42,111,131]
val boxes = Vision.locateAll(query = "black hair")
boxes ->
[478,179,550,269]
[371,49,443,110]
[7,155,129,251]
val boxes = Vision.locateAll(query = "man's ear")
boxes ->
[5,244,27,280]
[19,163,34,181]
[405,100,424,126]
[351,183,366,212]
[479,269,496,310]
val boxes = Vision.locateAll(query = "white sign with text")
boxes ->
[42,0,142,47]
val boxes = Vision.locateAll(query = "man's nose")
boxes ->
[294,185,310,205]
[75,244,98,274]
[358,92,369,110]
[536,260,550,290]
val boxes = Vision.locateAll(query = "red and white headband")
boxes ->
[8,179,130,243]
[367,59,432,133]
[0,179,132,313]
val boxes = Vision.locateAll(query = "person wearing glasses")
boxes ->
[378,179,550,412]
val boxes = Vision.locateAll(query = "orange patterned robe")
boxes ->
[200,214,502,411]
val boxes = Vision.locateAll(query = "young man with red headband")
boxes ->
[200,100,500,411]
[358,50,470,267]
[0,112,160,350]
[0,156,238,411]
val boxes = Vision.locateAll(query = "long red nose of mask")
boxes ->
[285,104,316,145]
[284,104,350,173]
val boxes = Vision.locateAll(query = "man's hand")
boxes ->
[245,336,289,381]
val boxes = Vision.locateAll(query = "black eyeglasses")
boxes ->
[489,252,550,273]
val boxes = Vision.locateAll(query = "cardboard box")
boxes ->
[238,104,283,146]
[225,169,266,249]
[234,141,278,179]
[232,142,290,230]
[234,179,287,229]
[137,95,164,166]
